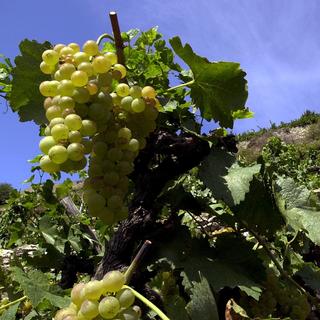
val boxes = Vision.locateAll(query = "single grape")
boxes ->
[117,161,133,175]
[83,280,104,301]
[59,96,75,110]
[67,143,85,161]
[39,81,59,97]
[54,307,77,320]
[68,131,82,143]
[59,63,76,79]
[104,52,117,65]
[92,141,108,157]
[73,87,90,103]
[58,80,75,96]
[98,297,120,319]
[97,72,113,87]
[51,123,69,141]
[107,195,123,209]
[44,126,51,136]
[71,70,88,87]
[39,155,60,173]
[92,56,112,74]
[120,96,133,111]
[131,98,145,113]
[118,128,132,141]
[116,83,130,97]
[141,86,156,99]
[54,70,63,81]
[80,120,97,137]
[49,117,64,128]
[104,171,120,186]
[74,52,90,66]
[40,61,55,74]
[64,114,82,130]
[53,44,65,54]
[48,145,68,164]
[107,148,122,161]
[101,271,125,293]
[68,43,80,53]
[80,300,99,319]
[46,105,62,121]
[127,139,139,152]
[62,108,75,118]
[113,64,126,78]
[42,49,59,65]
[129,86,142,99]
[119,309,139,320]
[74,103,89,117]
[110,92,122,106]
[71,283,86,307]
[86,82,99,95]
[39,136,56,154]
[43,97,53,109]
[83,40,99,56]
[60,46,74,57]
[116,289,135,309]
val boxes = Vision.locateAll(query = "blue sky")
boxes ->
[1,0,320,188]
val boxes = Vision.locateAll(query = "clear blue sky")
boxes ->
[1,0,320,188]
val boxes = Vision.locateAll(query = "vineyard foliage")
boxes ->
[0,25,319,320]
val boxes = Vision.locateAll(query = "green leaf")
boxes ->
[186,276,219,320]
[296,263,320,291]
[9,39,51,124]
[232,108,254,120]
[274,177,320,245]
[169,36,248,128]
[0,303,19,320]
[11,267,69,308]
[199,150,261,207]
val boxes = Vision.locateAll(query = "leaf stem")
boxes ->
[167,80,195,91]
[123,285,170,320]
[96,33,114,45]
[124,240,152,283]
[0,295,27,311]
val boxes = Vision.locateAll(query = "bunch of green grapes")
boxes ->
[240,271,311,320]
[55,270,141,320]
[38,40,160,224]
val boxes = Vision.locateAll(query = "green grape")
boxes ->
[117,161,133,175]
[42,49,59,65]
[49,117,64,128]
[117,176,129,191]
[53,43,65,54]
[131,98,145,113]
[92,141,108,157]
[71,70,88,87]
[68,131,82,143]
[43,97,53,109]
[116,289,135,309]
[78,62,94,77]
[144,105,158,121]
[67,143,85,161]
[138,138,146,150]
[82,138,93,154]
[122,150,136,161]
[97,72,113,87]
[60,315,77,320]
[64,114,82,130]
[80,120,97,137]
[88,103,110,121]
[54,307,77,320]
[141,86,156,99]
[40,155,60,173]
[75,103,89,117]
[59,96,75,109]
[53,70,63,81]
[68,43,80,53]
[83,40,99,56]
[107,195,123,209]
[132,305,141,317]
[44,126,51,136]
[92,56,112,73]
[80,300,99,319]
[120,96,133,111]
[107,148,122,161]
[87,81,99,95]
[46,106,62,121]
[51,123,69,141]
[83,280,104,300]
[118,128,132,141]
[40,61,55,74]
[104,52,117,65]
[96,92,113,109]
[51,95,61,105]
[104,171,120,186]
[110,92,122,106]
[98,297,120,319]
[96,206,115,224]
[60,46,74,57]
[102,270,125,293]
[48,145,68,164]
[87,192,106,210]
[71,283,86,307]
[62,108,75,118]
[117,206,129,221]
[39,136,56,154]
[127,139,139,152]
[39,81,59,97]
[74,52,90,65]
[113,64,126,79]
[73,87,90,103]
[102,159,115,171]
[58,80,75,96]
[129,86,142,99]
[119,309,139,320]
[59,63,76,79]
[116,84,130,97]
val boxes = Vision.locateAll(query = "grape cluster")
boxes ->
[38,41,160,224]
[55,270,141,320]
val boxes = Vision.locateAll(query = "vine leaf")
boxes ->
[11,267,69,308]
[274,177,320,245]
[9,39,51,124]
[169,36,248,128]
[186,275,219,320]
[0,303,19,320]
[199,150,261,207]
[296,263,320,291]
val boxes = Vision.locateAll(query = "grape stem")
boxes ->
[96,33,114,46]
[123,285,170,320]
[124,240,152,284]
[167,80,195,91]
[0,295,27,311]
